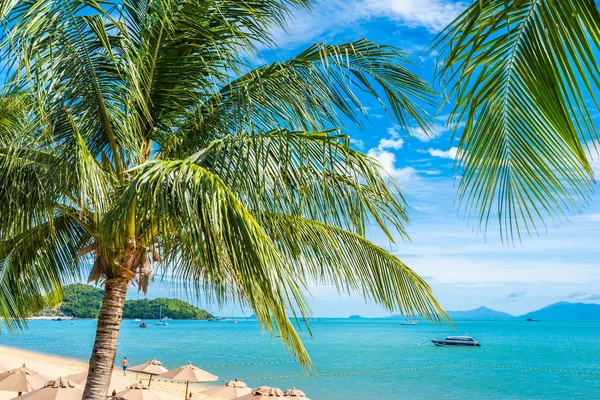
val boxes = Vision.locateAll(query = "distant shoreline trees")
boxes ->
[41,284,213,320]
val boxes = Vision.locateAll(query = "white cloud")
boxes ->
[361,0,468,33]
[350,138,365,149]
[411,123,448,142]
[428,146,458,159]
[566,292,600,301]
[367,148,416,183]
[272,0,467,48]
[378,137,404,150]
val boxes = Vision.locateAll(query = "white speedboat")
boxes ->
[432,335,480,347]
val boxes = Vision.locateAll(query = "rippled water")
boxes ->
[2,319,600,399]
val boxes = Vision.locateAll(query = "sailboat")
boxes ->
[155,301,169,326]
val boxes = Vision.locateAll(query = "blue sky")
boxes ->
[182,0,599,317]
[7,0,596,317]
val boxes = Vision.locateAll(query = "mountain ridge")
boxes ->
[519,302,600,321]
[388,302,600,321]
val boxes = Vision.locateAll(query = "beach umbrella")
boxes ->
[15,377,82,400]
[283,387,311,399]
[115,382,162,400]
[128,359,168,386]
[200,379,251,399]
[0,364,50,396]
[65,371,130,392]
[235,386,286,399]
[159,362,217,399]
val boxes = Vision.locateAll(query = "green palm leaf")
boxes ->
[191,129,408,240]
[170,40,435,156]
[0,0,447,386]
[261,213,446,321]
[102,159,313,365]
[436,0,600,240]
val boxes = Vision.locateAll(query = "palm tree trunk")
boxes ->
[83,278,129,400]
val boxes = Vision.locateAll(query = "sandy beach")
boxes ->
[0,346,217,399]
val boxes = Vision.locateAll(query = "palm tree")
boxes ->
[436,0,600,240]
[0,1,447,399]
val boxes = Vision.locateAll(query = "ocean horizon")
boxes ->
[2,319,600,399]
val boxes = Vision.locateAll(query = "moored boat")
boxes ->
[432,335,480,347]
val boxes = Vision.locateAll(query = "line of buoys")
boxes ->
[197,363,600,384]
[196,360,297,369]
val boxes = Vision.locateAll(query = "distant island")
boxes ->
[37,284,214,320]
[446,306,515,320]
[388,302,600,321]
[349,315,363,319]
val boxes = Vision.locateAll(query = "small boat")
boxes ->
[432,335,480,347]
[52,318,63,322]
[139,322,147,328]
[318,318,326,322]
[525,318,540,322]
[134,318,141,322]
[401,319,418,325]
[155,301,169,326]
[230,319,237,323]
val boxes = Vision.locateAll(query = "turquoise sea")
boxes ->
[2,319,600,399]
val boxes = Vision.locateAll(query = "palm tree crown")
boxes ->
[0,1,447,396]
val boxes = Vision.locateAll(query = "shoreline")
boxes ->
[0,345,216,399]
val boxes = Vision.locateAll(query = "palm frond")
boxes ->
[436,0,600,240]
[102,159,312,366]
[118,0,316,146]
[0,213,89,331]
[191,129,408,241]
[261,212,447,322]
[168,39,435,156]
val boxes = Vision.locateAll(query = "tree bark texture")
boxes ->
[83,278,129,400]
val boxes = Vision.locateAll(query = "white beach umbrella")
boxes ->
[128,360,169,386]
[65,371,130,392]
[0,364,50,396]
[15,377,83,400]
[159,362,217,399]
[115,381,162,400]
[200,379,251,399]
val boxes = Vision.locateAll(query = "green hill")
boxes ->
[52,284,213,320]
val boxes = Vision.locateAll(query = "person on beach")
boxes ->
[121,357,128,376]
